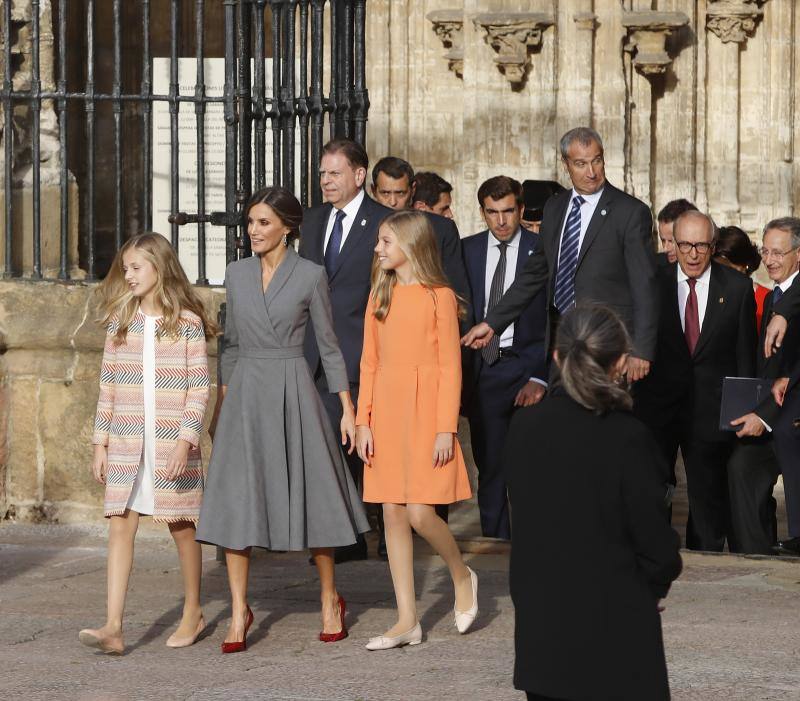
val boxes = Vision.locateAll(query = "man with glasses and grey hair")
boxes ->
[751,218,800,555]
[461,127,658,383]
[634,210,757,552]
[726,218,800,554]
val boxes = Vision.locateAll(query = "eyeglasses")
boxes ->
[759,246,798,261]
[675,241,713,255]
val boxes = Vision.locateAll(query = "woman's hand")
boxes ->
[340,405,357,455]
[356,425,374,466]
[432,432,454,468]
[165,440,191,480]
[92,444,108,484]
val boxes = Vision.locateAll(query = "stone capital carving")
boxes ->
[472,12,554,87]
[622,11,690,77]
[426,10,464,79]
[706,0,767,44]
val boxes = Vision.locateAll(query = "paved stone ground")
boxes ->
[2,522,800,701]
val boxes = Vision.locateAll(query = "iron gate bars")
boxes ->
[0,0,368,283]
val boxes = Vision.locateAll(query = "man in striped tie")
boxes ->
[462,127,658,384]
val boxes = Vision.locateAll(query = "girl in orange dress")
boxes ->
[356,210,478,651]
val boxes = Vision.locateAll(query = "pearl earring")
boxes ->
[282,234,288,246]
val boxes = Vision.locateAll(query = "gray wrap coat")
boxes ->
[196,248,369,550]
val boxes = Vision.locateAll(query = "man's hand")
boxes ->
[730,412,766,438]
[764,314,788,358]
[625,356,651,382]
[461,322,494,350]
[514,381,546,407]
[773,377,790,406]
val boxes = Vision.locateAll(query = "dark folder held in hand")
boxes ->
[719,377,774,431]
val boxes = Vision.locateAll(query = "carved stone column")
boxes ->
[622,11,690,77]
[472,12,554,88]
[706,0,766,44]
[427,10,463,79]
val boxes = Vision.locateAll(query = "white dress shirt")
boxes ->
[677,264,711,332]
[556,187,604,268]
[484,228,546,385]
[323,189,365,254]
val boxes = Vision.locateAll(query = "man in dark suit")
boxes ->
[461,127,658,384]
[412,171,454,219]
[656,199,698,267]
[299,140,469,560]
[462,176,548,540]
[634,210,757,551]
[726,219,800,554]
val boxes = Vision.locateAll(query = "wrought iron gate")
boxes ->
[0,0,368,283]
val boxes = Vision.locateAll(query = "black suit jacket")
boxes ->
[484,182,658,360]
[298,194,470,383]
[635,262,757,441]
[754,282,800,426]
[462,228,547,398]
[507,393,681,699]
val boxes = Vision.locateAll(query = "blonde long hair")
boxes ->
[370,210,465,321]
[96,232,218,344]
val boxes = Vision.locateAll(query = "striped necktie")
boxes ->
[553,195,585,313]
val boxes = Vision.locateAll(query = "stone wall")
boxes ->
[0,282,225,522]
[365,0,799,237]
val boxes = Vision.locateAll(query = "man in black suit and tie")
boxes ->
[461,127,658,384]
[657,199,698,268]
[726,219,800,554]
[462,176,548,539]
[634,211,757,551]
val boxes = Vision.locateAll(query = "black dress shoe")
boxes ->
[377,531,388,561]
[334,535,368,564]
[775,537,800,555]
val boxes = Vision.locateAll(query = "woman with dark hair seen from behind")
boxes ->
[196,186,369,653]
[715,225,769,331]
[505,305,682,701]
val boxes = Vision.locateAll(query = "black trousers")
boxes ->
[526,693,563,701]
[467,353,529,540]
[773,388,800,538]
[727,438,779,554]
[315,370,362,487]
[650,422,733,552]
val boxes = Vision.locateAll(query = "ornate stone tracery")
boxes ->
[472,12,555,88]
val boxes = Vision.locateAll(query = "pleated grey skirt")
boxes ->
[196,355,370,551]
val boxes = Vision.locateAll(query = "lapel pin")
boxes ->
[361,219,366,226]
[600,209,607,216]
[528,249,533,256]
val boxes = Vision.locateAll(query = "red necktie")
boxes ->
[684,278,700,355]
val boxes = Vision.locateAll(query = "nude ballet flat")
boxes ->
[365,623,423,651]
[166,616,206,648]
[78,628,124,655]
[454,567,478,634]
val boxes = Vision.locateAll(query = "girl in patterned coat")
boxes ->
[79,233,215,655]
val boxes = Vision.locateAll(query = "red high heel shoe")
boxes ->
[319,596,348,643]
[221,606,254,654]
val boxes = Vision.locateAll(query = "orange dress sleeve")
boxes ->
[356,296,379,427]
[434,287,462,434]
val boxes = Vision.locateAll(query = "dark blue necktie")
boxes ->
[553,195,585,313]
[324,209,346,276]
[773,285,783,305]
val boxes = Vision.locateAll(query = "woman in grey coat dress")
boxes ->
[196,187,369,652]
